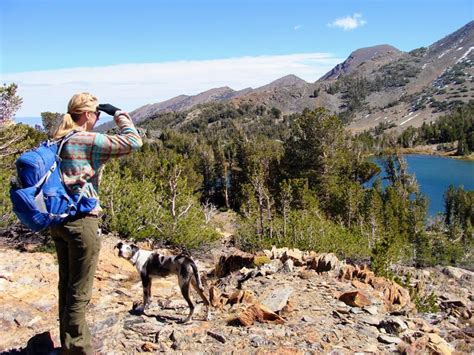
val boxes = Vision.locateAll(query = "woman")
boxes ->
[50,92,142,354]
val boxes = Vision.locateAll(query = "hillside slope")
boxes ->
[0,231,472,353]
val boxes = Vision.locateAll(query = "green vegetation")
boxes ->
[435,60,471,88]
[41,111,62,137]
[100,141,219,248]
[324,57,421,121]
[398,101,474,155]
[409,47,428,58]
[395,273,440,313]
[1,83,23,124]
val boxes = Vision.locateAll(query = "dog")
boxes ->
[115,242,210,323]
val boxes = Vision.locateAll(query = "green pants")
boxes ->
[50,216,100,355]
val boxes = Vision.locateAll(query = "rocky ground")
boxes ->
[0,227,472,354]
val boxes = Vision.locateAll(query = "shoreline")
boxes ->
[399,146,474,161]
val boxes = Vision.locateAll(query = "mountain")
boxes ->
[96,87,252,132]
[130,86,252,119]
[320,45,402,81]
[96,21,474,133]
[344,21,474,132]
[230,21,474,132]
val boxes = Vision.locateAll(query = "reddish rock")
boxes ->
[281,249,304,266]
[228,290,255,305]
[231,304,285,326]
[308,253,339,273]
[351,279,368,290]
[338,291,372,307]
[209,286,228,308]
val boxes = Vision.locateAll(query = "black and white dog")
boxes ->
[115,242,210,323]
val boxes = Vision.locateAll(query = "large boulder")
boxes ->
[308,253,340,273]
[230,304,285,326]
[338,291,371,307]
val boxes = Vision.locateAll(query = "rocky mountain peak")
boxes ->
[255,74,308,91]
[320,44,402,81]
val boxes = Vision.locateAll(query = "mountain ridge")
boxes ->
[96,21,474,133]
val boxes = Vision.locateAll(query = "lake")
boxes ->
[371,155,474,217]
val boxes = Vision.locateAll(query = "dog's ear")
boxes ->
[115,242,122,249]
[131,244,139,253]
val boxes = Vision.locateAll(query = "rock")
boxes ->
[298,269,315,279]
[230,304,285,326]
[259,259,283,275]
[127,320,162,335]
[403,334,429,354]
[375,279,413,313]
[279,300,294,317]
[308,253,339,273]
[350,307,363,314]
[281,249,304,266]
[351,279,368,290]
[377,334,402,344]
[262,287,294,312]
[271,325,287,338]
[379,317,408,335]
[26,316,42,328]
[440,299,472,319]
[359,315,382,326]
[227,289,256,305]
[362,343,379,353]
[283,259,294,273]
[207,330,226,344]
[364,305,378,315]
[214,252,255,277]
[427,333,453,355]
[302,250,318,262]
[209,286,227,308]
[3,234,472,354]
[250,335,269,347]
[338,291,371,307]
[262,249,272,259]
[110,274,129,281]
[141,342,158,352]
[270,246,289,259]
[170,329,184,350]
[322,329,342,344]
[442,266,473,281]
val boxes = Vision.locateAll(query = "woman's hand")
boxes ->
[98,104,121,116]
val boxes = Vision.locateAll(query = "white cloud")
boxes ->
[3,53,342,117]
[328,13,367,31]
[294,24,302,31]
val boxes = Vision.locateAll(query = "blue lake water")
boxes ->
[371,155,474,217]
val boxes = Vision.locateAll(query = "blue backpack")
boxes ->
[10,132,97,231]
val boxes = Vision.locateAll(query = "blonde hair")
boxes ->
[52,92,98,139]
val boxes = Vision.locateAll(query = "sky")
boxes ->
[0,0,472,121]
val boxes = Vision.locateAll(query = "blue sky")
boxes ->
[1,0,472,118]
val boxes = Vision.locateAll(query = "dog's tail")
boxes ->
[190,260,204,291]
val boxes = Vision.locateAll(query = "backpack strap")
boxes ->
[56,130,78,158]
[56,131,89,205]
[34,131,78,189]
